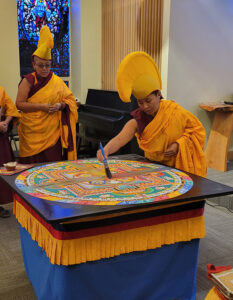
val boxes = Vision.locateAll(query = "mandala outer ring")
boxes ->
[15,160,193,205]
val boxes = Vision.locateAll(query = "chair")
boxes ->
[8,125,19,160]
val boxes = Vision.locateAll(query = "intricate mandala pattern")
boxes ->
[15,160,193,205]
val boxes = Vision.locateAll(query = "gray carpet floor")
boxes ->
[0,164,233,300]
[0,202,37,300]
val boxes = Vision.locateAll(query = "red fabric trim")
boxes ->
[14,194,204,240]
[207,264,232,279]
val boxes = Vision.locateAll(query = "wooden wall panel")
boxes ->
[102,0,163,91]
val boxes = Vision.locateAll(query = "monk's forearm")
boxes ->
[3,116,13,125]
[104,136,123,156]
[104,119,137,156]
[97,119,137,161]
[16,101,48,113]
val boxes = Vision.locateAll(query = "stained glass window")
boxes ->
[16,0,70,77]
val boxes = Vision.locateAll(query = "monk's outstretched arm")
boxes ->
[97,119,138,162]
[16,78,50,113]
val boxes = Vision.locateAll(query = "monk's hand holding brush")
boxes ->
[98,142,112,179]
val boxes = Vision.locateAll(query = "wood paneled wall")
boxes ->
[102,0,163,91]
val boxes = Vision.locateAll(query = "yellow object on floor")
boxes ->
[205,287,226,300]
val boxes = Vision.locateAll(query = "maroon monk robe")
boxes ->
[0,132,14,204]
[19,138,63,164]
[130,108,154,135]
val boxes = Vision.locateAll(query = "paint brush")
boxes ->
[99,142,112,179]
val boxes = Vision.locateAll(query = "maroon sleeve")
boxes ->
[24,73,35,85]
[131,108,153,135]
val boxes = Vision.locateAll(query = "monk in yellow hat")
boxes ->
[16,25,78,163]
[0,86,20,217]
[97,51,206,177]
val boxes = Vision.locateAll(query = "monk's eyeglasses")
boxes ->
[35,63,51,69]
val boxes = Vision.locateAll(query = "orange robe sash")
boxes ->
[0,86,21,120]
[136,100,207,177]
[18,73,78,158]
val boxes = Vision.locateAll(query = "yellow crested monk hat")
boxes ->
[33,25,54,60]
[116,51,162,102]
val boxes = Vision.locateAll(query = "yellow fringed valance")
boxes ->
[14,199,205,266]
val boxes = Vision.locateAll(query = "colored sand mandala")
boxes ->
[15,160,193,205]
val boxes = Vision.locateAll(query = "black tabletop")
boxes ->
[1,154,233,224]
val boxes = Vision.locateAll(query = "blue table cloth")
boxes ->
[20,225,199,300]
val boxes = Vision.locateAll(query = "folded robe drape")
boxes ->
[18,73,78,159]
[135,100,207,177]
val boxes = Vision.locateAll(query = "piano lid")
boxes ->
[77,89,142,157]
[85,89,138,111]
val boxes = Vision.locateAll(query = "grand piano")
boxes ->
[77,88,143,157]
